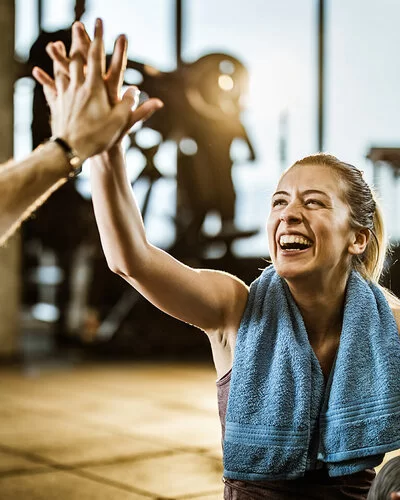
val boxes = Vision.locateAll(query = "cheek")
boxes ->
[318,221,351,253]
[265,214,275,238]
[266,215,275,240]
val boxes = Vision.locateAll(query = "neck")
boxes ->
[285,271,350,344]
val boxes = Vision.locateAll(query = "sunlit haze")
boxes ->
[14,0,400,253]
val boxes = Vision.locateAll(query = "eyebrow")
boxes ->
[272,189,330,198]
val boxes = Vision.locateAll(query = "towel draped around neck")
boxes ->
[223,266,400,480]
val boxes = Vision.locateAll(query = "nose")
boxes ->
[279,202,302,224]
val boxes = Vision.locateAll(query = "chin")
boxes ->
[272,260,313,281]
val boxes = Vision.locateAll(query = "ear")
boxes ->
[348,228,370,256]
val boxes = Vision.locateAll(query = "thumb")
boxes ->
[126,98,164,130]
[121,86,140,110]
[96,98,138,149]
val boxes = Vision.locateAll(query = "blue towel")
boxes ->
[223,265,400,480]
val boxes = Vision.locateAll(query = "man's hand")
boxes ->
[33,19,163,157]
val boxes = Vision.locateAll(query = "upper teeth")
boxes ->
[279,235,312,246]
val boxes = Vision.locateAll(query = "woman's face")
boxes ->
[267,164,359,284]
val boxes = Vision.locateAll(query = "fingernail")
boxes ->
[124,92,136,106]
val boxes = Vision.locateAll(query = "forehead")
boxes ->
[276,164,343,196]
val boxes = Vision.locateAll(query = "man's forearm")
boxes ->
[0,141,71,245]
[0,19,162,247]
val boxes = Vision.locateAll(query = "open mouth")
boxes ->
[279,235,313,252]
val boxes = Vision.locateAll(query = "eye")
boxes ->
[305,199,324,207]
[272,198,287,207]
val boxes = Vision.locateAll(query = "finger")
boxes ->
[49,42,70,92]
[128,97,164,127]
[121,85,140,111]
[105,35,128,104]
[52,40,67,57]
[70,21,91,60]
[46,42,70,76]
[69,52,85,86]
[42,83,57,112]
[77,22,92,69]
[104,96,164,147]
[32,66,55,88]
[86,18,106,87]
[53,59,69,94]
[69,22,91,85]
[111,87,140,142]
[80,22,92,45]
[32,67,57,109]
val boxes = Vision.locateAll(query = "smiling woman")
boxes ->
[87,144,400,499]
[219,154,400,498]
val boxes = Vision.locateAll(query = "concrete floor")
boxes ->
[1,357,399,500]
[0,359,225,499]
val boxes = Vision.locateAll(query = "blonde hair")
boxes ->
[289,153,385,283]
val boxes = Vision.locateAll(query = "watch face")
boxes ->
[68,165,82,179]
[70,156,81,168]
[52,137,82,178]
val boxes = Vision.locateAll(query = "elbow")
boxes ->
[104,240,152,279]
[106,258,132,278]
[107,262,143,289]
[107,261,124,276]
[106,253,148,281]
[103,249,129,275]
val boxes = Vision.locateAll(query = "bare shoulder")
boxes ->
[209,269,249,330]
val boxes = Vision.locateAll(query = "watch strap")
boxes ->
[51,137,83,179]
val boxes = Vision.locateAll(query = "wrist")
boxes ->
[89,143,125,174]
[101,142,124,156]
[95,143,124,163]
[50,137,83,179]
[33,141,76,181]
[58,134,91,163]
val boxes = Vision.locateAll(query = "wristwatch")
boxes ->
[51,137,83,179]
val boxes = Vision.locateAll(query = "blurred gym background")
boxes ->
[0,0,396,363]
[1,2,400,498]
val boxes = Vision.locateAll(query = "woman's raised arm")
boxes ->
[37,19,249,340]
[89,145,249,335]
